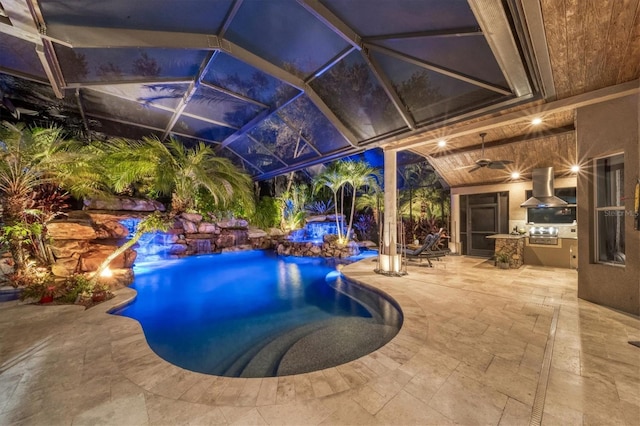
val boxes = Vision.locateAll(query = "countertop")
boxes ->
[486,234,526,239]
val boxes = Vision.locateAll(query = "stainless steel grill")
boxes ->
[529,226,559,245]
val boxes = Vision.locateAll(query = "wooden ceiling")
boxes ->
[391,0,640,188]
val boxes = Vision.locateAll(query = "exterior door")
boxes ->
[468,204,498,256]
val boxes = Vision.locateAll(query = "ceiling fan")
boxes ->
[468,132,513,173]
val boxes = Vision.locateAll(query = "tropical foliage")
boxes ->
[313,160,379,243]
[277,183,309,231]
[251,196,281,229]
[102,136,254,215]
[0,122,107,271]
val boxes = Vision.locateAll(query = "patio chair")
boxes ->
[399,232,445,267]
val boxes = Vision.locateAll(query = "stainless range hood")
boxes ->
[521,167,568,208]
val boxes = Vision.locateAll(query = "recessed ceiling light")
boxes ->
[511,172,520,179]
[531,117,543,125]
[437,139,447,147]
[570,165,580,173]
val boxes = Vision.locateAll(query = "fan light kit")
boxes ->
[468,133,514,173]
[531,117,543,125]
[437,139,447,147]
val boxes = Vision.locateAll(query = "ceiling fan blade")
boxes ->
[468,165,481,173]
[454,164,476,170]
[488,162,507,170]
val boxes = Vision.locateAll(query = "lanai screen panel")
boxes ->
[321,0,478,36]
[172,116,236,143]
[311,51,407,141]
[0,33,46,79]
[54,46,207,84]
[224,0,350,79]
[183,85,265,129]
[276,95,352,155]
[87,83,189,110]
[372,52,505,124]
[203,53,300,109]
[248,115,317,165]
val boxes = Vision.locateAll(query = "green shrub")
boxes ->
[58,274,94,303]
[251,196,280,229]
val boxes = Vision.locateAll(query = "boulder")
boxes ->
[215,234,236,248]
[94,221,130,239]
[247,227,268,239]
[217,219,248,229]
[79,244,137,272]
[180,220,198,234]
[47,220,97,240]
[267,228,284,237]
[305,215,327,223]
[180,212,202,223]
[50,239,90,258]
[198,222,217,233]
[52,257,80,277]
[84,197,165,212]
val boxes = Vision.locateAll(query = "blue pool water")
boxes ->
[113,250,401,377]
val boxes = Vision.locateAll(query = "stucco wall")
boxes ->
[576,93,640,315]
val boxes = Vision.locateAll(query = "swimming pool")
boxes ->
[113,250,402,377]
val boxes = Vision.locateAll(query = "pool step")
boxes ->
[277,318,397,376]
[235,319,334,378]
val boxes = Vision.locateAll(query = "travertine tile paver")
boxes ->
[1,255,638,425]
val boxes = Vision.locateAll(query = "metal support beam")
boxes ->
[218,0,243,39]
[220,39,360,148]
[365,27,483,42]
[297,0,362,49]
[467,0,532,97]
[221,39,305,90]
[365,43,512,96]
[200,81,269,109]
[42,24,221,50]
[162,51,220,139]
[518,0,556,100]
[0,21,41,43]
[3,0,65,98]
[75,88,91,140]
[35,41,64,98]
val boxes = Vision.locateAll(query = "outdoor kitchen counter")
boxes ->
[487,234,527,239]
[487,234,525,269]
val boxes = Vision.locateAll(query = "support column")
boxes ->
[378,148,401,274]
[450,193,460,254]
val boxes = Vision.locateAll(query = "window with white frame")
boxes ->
[595,153,625,265]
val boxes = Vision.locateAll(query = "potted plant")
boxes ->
[495,251,510,269]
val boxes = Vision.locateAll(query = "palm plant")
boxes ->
[0,122,108,271]
[313,160,379,243]
[342,161,380,242]
[102,136,253,215]
[313,162,349,241]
